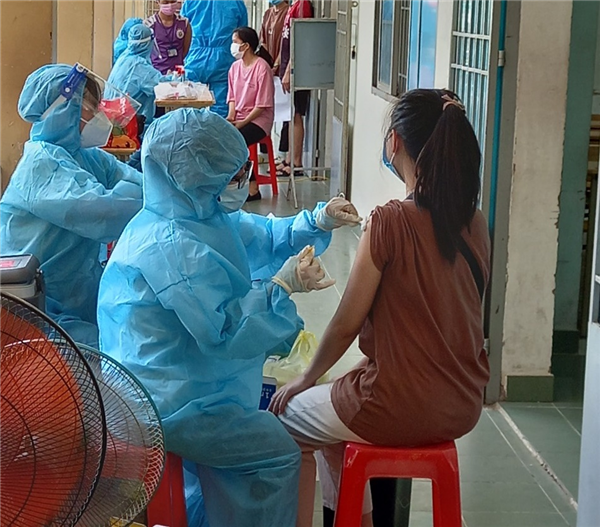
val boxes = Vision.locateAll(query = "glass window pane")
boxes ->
[378,0,395,87]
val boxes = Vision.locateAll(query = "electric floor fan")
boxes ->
[1,292,165,526]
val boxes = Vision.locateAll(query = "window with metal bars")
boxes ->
[372,0,438,100]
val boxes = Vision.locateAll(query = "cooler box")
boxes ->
[260,376,277,410]
[0,254,45,311]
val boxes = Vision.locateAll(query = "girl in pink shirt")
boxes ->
[227,27,275,201]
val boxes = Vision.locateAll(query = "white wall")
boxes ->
[347,0,406,217]
[501,0,573,379]
[348,0,455,218]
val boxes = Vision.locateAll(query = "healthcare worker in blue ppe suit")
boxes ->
[114,17,143,64]
[0,64,143,347]
[97,108,361,527]
[181,0,248,116]
[108,24,168,126]
[108,23,169,171]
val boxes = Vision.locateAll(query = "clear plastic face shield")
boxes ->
[219,160,253,213]
[41,63,141,148]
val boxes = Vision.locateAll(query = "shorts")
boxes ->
[294,90,310,116]
[278,383,373,513]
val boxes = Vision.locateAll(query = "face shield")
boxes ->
[218,160,253,213]
[41,63,141,149]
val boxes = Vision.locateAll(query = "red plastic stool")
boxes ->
[147,452,187,527]
[248,136,278,195]
[334,441,462,527]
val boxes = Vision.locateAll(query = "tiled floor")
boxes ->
[244,180,580,527]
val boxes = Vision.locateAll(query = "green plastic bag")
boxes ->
[263,330,329,389]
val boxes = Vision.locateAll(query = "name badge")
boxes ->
[168,48,178,58]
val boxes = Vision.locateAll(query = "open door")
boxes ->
[578,160,600,525]
[330,0,353,198]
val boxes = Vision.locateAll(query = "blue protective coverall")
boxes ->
[0,65,143,347]
[97,108,332,527]
[181,0,248,116]
[113,17,143,64]
[107,24,168,125]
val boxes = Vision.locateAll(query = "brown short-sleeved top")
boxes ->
[331,199,491,447]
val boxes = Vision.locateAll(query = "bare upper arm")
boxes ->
[329,222,382,338]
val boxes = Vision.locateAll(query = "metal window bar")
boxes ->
[450,0,493,162]
[372,0,411,97]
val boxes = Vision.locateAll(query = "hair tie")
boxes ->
[441,94,465,112]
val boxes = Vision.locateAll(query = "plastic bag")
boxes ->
[99,97,140,149]
[263,330,328,389]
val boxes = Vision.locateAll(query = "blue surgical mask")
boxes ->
[270,0,284,5]
[382,137,404,183]
[219,184,249,213]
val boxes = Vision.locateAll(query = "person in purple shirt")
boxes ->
[145,0,192,75]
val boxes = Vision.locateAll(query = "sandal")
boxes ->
[277,166,305,178]
[276,165,291,178]
[276,160,290,172]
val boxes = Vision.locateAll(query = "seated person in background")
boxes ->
[227,26,275,202]
[0,64,142,348]
[270,89,491,527]
[97,108,361,527]
[108,24,169,129]
[113,17,143,64]
[145,0,192,75]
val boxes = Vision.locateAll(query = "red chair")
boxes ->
[248,136,278,196]
[334,441,462,527]
[147,453,187,527]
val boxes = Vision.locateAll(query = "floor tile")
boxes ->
[462,511,570,527]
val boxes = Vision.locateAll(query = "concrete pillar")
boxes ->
[56,1,94,67]
[501,0,573,401]
[0,0,53,191]
[93,0,116,79]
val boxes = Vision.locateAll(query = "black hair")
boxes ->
[84,76,101,109]
[234,26,274,68]
[388,88,481,263]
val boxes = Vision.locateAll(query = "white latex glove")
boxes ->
[272,246,336,294]
[315,197,363,231]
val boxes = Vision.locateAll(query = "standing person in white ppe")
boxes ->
[97,108,361,527]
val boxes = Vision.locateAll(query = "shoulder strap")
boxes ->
[456,236,485,302]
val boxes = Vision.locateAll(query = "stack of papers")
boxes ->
[154,81,212,101]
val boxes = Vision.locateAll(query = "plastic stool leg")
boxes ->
[431,448,461,527]
[334,444,369,527]
[265,138,278,195]
[248,143,259,179]
[147,453,187,527]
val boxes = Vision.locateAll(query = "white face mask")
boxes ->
[80,111,113,148]
[219,184,249,213]
[230,42,244,60]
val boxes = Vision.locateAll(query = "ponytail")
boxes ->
[233,27,275,68]
[389,89,481,262]
[256,44,275,68]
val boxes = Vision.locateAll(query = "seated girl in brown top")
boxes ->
[269,88,491,527]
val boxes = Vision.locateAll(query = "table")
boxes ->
[156,94,215,112]
[102,147,137,162]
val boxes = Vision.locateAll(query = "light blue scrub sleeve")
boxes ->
[232,202,332,280]
[100,149,143,187]
[151,229,301,361]
[23,155,142,243]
